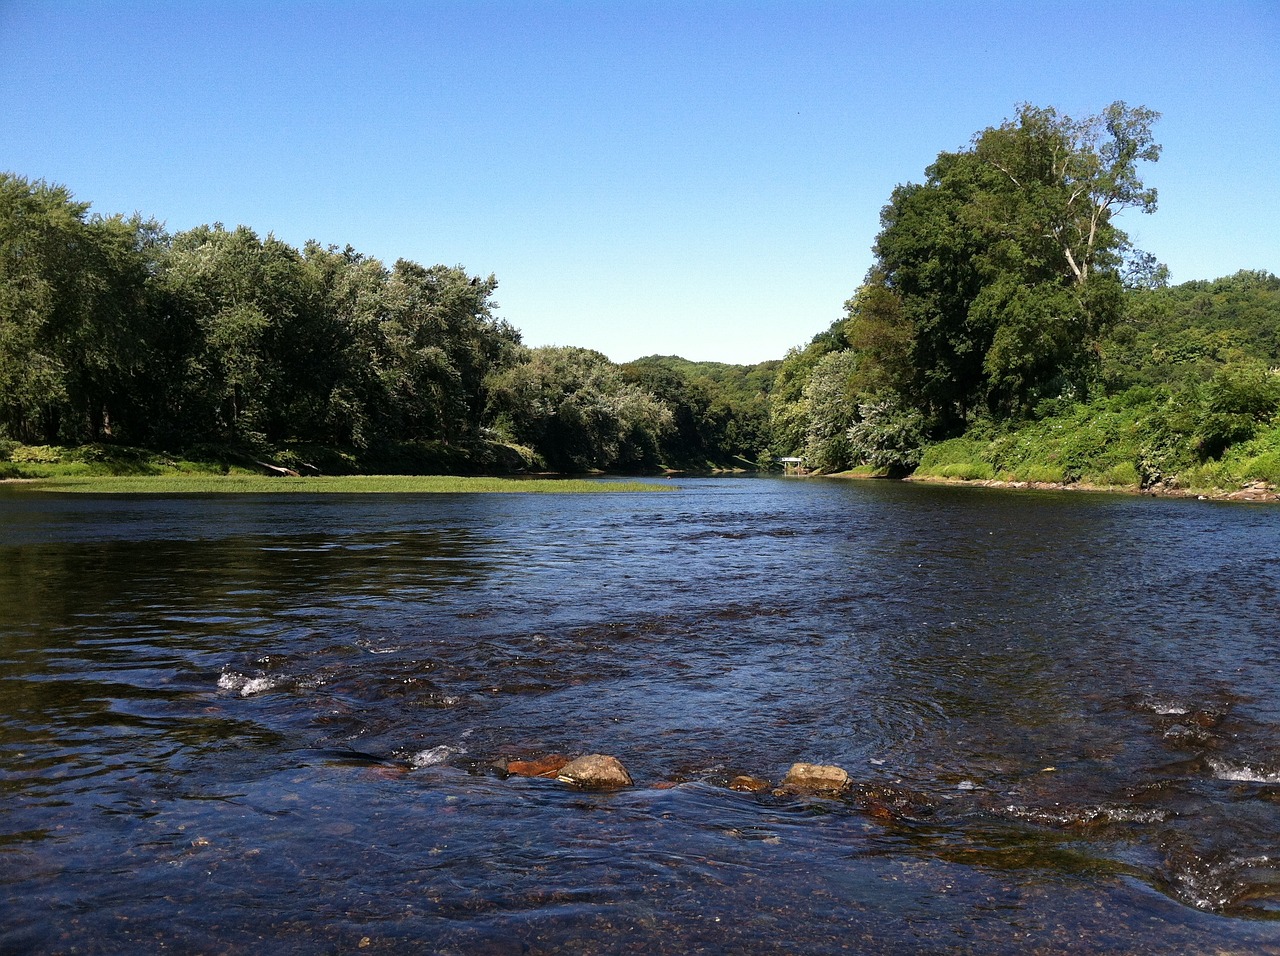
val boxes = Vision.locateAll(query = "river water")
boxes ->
[2,476,1279,954]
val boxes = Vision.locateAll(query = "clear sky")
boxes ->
[2,1,1277,365]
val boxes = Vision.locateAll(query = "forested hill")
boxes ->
[4,100,1279,490]
[763,102,1280,494]
[0,173,775,474]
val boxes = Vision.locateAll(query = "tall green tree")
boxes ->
[870,101,1162,427]
[379,261,520,444]
[0,174,157,444]
[156,225,316,443]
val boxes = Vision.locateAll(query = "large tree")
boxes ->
[867,101,1162,427]
[0,174,159,444]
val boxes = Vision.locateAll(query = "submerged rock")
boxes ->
[778,762,850,794]
[728,774,771,793]
[556,754,633,789]
[850,782,937,822]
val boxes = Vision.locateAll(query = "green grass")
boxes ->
[909,393,1280,495]
[28,474,674,494]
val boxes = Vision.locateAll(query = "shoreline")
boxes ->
[900,473,1280,504]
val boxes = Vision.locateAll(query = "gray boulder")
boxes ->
[556,754,633,789]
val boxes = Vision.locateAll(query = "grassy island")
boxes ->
[27,474,671,495]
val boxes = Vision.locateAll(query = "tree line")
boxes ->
[0,174,772,472]
[4,101,1277,483]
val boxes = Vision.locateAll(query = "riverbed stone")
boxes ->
[556,754,633,789]
[728,774,771,793]
[505,754,570,778]
[778,762,850,793]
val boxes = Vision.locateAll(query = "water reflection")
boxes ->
[2,480,1280,952]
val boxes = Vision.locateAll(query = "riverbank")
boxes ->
[7,474,672,494]
[901,473,1280,503]
[816,466,1280,503]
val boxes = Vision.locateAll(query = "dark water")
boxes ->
[2,477,1280,954]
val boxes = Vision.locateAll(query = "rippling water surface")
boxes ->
[3,477,1280,953]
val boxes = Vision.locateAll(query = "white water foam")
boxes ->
[1140,696,1190,716]
[217,671,279,697]
[410,745,465,768]
[1208,758,1280,784]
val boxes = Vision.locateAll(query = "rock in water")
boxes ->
[728,775,771,793]
[779,762,850,793]
[505,754,570,778]
[556,754,633,789]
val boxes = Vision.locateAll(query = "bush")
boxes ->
[10,444,63,464]
[1195,361,1280,459]
[1242,449,1280,485]
[1012,463,1066,483]
[917,437,991,471]
[1099,462,1141,487]
[935,461,995,480]
[847,396,927,473]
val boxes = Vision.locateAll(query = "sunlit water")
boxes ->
[2,477,1279,954]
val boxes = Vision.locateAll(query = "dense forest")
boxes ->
[2,100,1278,488]
[0,174,773,474]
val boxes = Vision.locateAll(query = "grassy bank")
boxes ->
[910,391,1280,497]
[0,439,548,479]
[0,443,670,493]
[29,474,671,494]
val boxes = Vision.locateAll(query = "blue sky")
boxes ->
[2,1,1277,365]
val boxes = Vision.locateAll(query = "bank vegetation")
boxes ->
[3,101,1277,495]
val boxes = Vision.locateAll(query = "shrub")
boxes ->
[917,437,991,471]
[935,461,995,480]
[11,445,63,464]
[1195,361,1280,459]
[847,396,927,472]
[1099,462,1141,487]
[1013,464,1066,483]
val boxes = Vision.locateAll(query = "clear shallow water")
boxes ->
[2,476,1279,954]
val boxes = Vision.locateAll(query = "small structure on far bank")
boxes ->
[779,456,808,476]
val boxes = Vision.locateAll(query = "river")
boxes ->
[2,476,1279,954]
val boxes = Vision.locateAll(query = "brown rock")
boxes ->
[556,754,633,789]
[1192,709,1225,729]
[506,754,570,778]
[728,774,771,793]
[852,782,937,821]
[863,799,899,822]
[779,762,850,793]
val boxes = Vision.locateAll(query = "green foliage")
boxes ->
[32,474,673,495]
[0,174,163,444]
[1101,271,1280,393]
[916,440,998,480]
[1194,360,1280,459]
[0,173,774,474]
[620,355,774,467]
[766,102,1165,472]
[486,347,672,472]
[802,350,861,470]
[846,395,927,473]
[9,443,63,463]
[867,101,1160,429]
[0,174,532,466]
